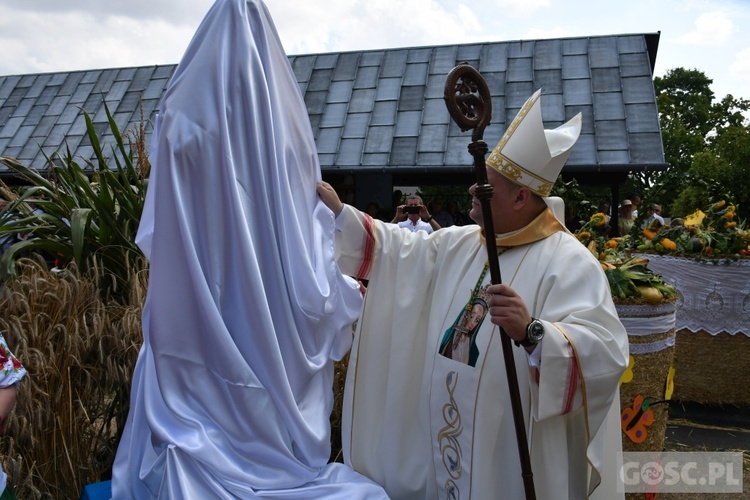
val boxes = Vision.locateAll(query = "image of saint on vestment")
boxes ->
[438,284,490,367]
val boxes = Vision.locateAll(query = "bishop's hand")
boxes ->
[486,283,533,348]
[317,182,344,216]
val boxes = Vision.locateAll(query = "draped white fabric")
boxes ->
[634,254,750,336]
[112,0,387,497]
[615,303,677,354]
[615,303,677,337]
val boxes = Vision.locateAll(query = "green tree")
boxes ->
[637,68,750,219]
[655,67,716,173]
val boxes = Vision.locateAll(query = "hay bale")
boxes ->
[616,302,676,453]
[674,329,750,405]
[633,253,750,405]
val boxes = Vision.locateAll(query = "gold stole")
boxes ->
[481,207,566,248]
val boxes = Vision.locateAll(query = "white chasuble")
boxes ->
[429,257,531,500]
[336,205,628,500]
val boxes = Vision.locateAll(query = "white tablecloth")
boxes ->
[633,254,750,336]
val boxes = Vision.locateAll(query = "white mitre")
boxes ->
[486,89,582,197]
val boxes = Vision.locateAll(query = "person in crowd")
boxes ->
[627,192,642,219]
[429,197,454,228]
[391,194,441,233]
[565,204,583,231]
[365,201,383,221]
[317,89,627,499]
[446,199,468,226]
[0,333,27,499]
[597,201,612,235]
[618,199,635,236]
[598,202,611,223]
[391,190,404,209]
[641,203,665,229]
[111,1,388,497]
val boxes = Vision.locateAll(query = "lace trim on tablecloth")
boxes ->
[632,253,750,336]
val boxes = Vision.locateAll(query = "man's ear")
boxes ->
[514,186,533,208]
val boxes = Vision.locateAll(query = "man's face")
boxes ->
[406,199,421,221]
[468,168,521,233]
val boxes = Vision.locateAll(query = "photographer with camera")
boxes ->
[390,194,441,233]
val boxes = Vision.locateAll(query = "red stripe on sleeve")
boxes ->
[355,214,375,279]
[562,345,579,414]
[532,366,540,385]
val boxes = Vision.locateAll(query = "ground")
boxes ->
[654,402,749,499]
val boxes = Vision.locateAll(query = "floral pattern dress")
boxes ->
[0,333,26,496]
[0,335,24,388]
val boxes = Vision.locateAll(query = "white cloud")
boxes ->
[1,0,750,104]
[0,7,196,74]
[494,0,551,18]
[677,10,735,46]
[729,47,750,81]
[0,0,212,26]
[522,27,569,41]
[269,0,483,55]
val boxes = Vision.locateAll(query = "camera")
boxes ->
[403,205,421,214]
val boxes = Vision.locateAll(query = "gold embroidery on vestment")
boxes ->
[438,371,463,496]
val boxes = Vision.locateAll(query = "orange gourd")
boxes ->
[659,238,677,251]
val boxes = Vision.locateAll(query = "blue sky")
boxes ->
[1,0,749,103]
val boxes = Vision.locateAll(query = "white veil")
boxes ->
[112,0,386,497]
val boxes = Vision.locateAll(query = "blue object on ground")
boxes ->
[80,480,111,500]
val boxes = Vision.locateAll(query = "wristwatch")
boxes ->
[515,318,545,347]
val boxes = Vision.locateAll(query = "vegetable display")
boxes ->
[574,212,677,303]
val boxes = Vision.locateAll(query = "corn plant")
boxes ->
[0,103,149,304]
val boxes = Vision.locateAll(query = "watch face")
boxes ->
[528,320,545,343]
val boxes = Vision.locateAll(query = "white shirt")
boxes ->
[398,218,433,233]
[642,213,665,228]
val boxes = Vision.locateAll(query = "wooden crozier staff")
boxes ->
[443,63,536,500]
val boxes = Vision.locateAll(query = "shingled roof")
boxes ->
[0,33,665,182]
